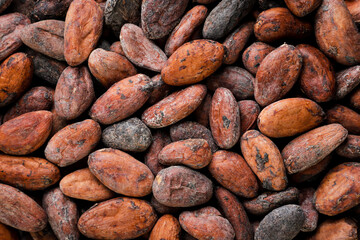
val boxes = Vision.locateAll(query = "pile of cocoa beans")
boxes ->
[0,0,359,239]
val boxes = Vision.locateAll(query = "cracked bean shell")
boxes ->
[257,98,325,138]
[153,166,213,207]
[45,119,101,167]
[241,130,287,191]
[254,44,302,107]
[78,197,157,240]
[102,117,152,152]
[88,148,154,197]
[210,87,240,149]
[20,20,65,61]
[314,162,360,216]
[179,207,235,240]
[0,111,52,155]
[142,84,207,128]
[90,74,153,125]
[64,0,103,66]
[0,154,60,191]
[60,168,115,202]
[120,23,167,72]
[54,66,95,120]
[158,138,212,169]
[282,124,348,174]
[0,183,47,232]
[209,150,259,198]
[162,39,224,86]
[0,52,33,108]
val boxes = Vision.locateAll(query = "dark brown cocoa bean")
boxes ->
[206,66,254,100]
[141,0,189,39]
[203,0,255,40]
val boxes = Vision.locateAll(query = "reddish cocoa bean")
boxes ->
[223,21,254,65]
[3,86,54,122]
[120,23,168,72]
[42,188,79,240]
[54,66,95,120]
[0,13,30,61]
[299,188,318,232]
[243,188,299,215]
[238,100,260,134]
[64,0,103,66]
[194,93,211,127]
[326,105,360,134]
[88,48,137,88]
[165,5,208,56]
[21,20,65,61]
[210,87,240,149]
[336,135,360,159]
[144,130,171,175]
[242,42,275,75]
[142,84,207,128]
[335,65,360,99]
[215,186,253,240]
[170,121,218,153]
